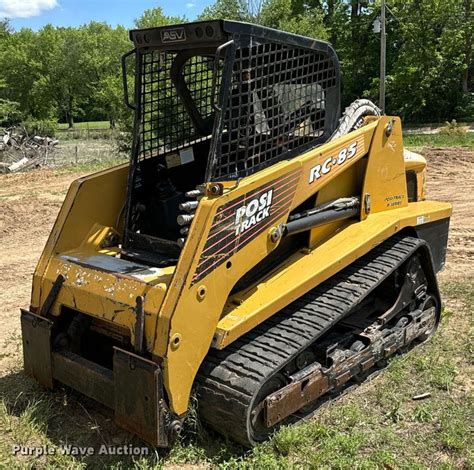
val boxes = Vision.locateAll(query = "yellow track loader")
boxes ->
[21,20,451,446]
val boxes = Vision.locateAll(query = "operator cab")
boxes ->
[120,20,341,266]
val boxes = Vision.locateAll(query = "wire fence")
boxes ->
[0,133,128,173]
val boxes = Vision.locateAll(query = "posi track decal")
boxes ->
[234,189,273,236]
[191,168,301,285]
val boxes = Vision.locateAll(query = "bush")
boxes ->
[23,119,58,137]
[439,119,467,136]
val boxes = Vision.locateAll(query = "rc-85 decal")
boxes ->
[309,141,358,184]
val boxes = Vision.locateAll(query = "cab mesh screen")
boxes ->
[139,51,220,160]
[211,41,337,180]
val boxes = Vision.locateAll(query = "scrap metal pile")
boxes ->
[0,126,58,173]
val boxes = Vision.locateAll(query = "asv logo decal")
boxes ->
[235,189,273,236]
[161,28,186,43]
[309,141,358,184]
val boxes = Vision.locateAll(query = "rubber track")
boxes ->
[196,236,426,445]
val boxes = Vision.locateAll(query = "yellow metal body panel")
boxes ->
[361,117,408,217]
[155,117,450,415]
[404,150,428,201]
[157,122,377,413]
[214,200,451,349]
[44,252,172,351]
[309,158,367,247]
[31,164,174,350]
[29,116,452,418]
[31,164,130,310]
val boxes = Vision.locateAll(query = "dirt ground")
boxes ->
[0,147,472,369]
[0,170,76,361]
[425,147,473,280]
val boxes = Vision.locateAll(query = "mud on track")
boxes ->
[0,147,472,370]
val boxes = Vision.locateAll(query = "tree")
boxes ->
[260,0,328,38]
[200,0,251,21]
[384,0,473,121]
[135,7,185,28]
[0,28,50,119]
[0,79,22,126]
[0,18,11,36]
[0,2,470,127]
[461,0,472,94]
[80,22,130,127]
[29,26,90,127]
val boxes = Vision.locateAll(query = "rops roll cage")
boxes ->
[121,20,341,182]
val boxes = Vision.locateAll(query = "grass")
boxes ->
[52,158,127,176]
[0,279,472,469]
[404,132,474,149]
[57,122,117,141]
[58,121,111,130]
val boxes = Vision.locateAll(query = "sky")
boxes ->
[2,0,213,30]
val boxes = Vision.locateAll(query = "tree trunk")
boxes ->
[351,0,360,42]
[66,112,74,129]
[325,0,336,43]
[66,94,74,129]
[327,0,334,19]
[350,0,359,22]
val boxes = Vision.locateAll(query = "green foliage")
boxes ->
[0,78,22,126]
[0,1,471,137]
[412,404,434,423]
[200,0,472,123]
[260,0,328,39]
[22,118,58,137]
[0,19,11,36]
[81,22,131,128]
[0,98,22,127]
[380,0,470,121]
[455,92,474,120]
[200,0,251,22]
[0,20,134,130]
[200,0,328,39]
[386,401,404,423]
[135,7,185,28]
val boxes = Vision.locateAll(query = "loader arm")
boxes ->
[159,115,450,415]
